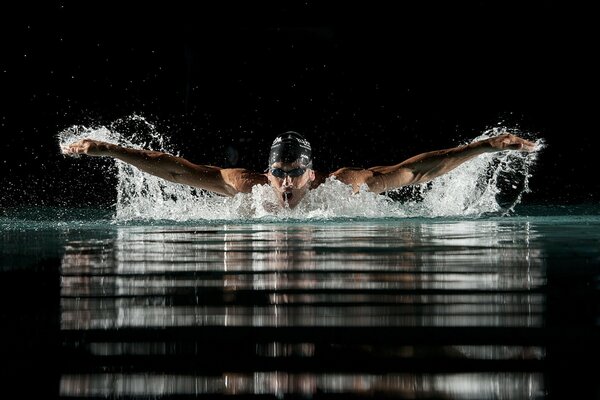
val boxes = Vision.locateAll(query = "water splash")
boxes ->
[58,118,542,221]
[401,129,543,217]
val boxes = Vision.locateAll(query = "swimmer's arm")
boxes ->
[62,139,264,196]
[336,134,536,193]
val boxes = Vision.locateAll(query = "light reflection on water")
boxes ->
[61,221,545,329]
[58,220,548,398]
[60,372,543,398]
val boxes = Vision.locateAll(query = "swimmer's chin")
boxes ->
[277,191,302,209]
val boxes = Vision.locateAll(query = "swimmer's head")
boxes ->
[266,131,315,208]
[268,131,313,169]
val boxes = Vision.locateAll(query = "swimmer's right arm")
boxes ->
[62,139,264,196]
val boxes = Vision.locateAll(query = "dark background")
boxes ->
[1,0,597,208]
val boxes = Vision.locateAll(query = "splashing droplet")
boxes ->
[58,119,541,221]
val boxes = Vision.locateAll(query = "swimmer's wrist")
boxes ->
[469,139,495,154]
[96,142,133,158]
[95,142,120,157]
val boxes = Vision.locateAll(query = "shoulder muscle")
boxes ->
[221,169,267,194]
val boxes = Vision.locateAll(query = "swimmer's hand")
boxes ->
[485,133,538,152]
[61,139,113,157]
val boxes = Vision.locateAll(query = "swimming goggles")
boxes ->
[269,167,307,178]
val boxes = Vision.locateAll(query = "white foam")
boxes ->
[58,118,542,221]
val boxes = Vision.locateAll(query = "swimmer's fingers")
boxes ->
[61,139,106,157]
[488,134,538,152]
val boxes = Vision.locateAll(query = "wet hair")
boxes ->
[268,131,313,168]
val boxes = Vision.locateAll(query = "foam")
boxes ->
[58,117,542,222]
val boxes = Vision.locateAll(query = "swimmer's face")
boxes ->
[267,161,315,208]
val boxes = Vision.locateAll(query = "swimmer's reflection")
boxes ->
[60,371,544,398]
[59,223,548,398]
[60,222,546,329]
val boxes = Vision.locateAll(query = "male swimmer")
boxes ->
[62,131,537,208]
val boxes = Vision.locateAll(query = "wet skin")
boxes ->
[266,162,315,208]
[61,134,538,208]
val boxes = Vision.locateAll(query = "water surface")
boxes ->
[1,205,598,398]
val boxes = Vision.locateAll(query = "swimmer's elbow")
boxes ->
[365,175,387,193]
[366,169,417,192]
[164,170,234,197]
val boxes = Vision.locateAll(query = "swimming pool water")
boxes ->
[1,204,599,398]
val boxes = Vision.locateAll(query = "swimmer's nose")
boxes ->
[282,175,293,186]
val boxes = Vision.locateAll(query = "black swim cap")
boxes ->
[268,131,313,168]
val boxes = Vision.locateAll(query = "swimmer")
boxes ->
[62,131,537,208]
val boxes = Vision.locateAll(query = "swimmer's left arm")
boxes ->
[336,134,536,193]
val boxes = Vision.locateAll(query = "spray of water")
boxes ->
[401,129,543,217]
[58,117,543,221]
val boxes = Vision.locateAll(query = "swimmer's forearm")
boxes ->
[366,140,493,192]
[110,146,191,179]
[63,138,212,184]
[399,140,489,182]
[64,139,239,195]
[399,134,537,184]
[106,145,224,187]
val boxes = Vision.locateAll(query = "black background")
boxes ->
[1,1,597,208]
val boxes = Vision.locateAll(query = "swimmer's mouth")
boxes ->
[283,191,293,203]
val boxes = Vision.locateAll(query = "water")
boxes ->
[56,119,542,221]
[1,205,599,399]
[1,122,597,398]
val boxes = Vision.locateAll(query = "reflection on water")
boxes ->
[60,372,543,398]
[61,221,545,329]
[56,221,549,398]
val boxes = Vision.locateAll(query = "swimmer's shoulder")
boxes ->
[311,170,329,188]
[221,168,268,194]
